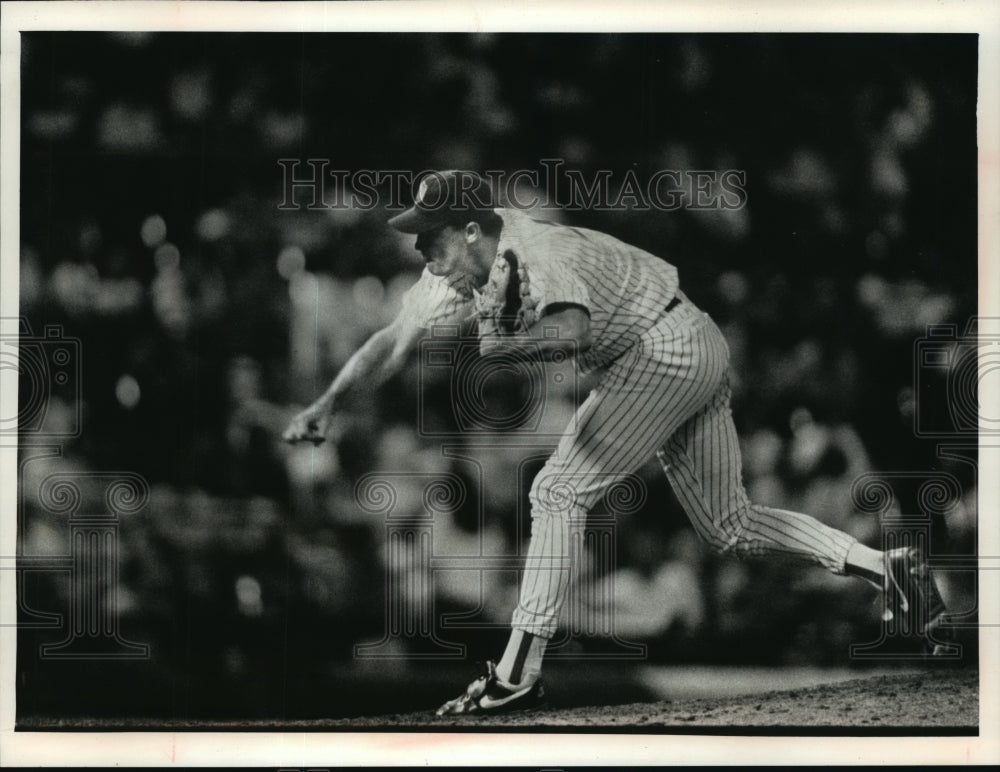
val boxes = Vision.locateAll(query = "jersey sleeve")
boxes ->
[398,268,473,329]
[521,243,592,318]
[495,211,593,324]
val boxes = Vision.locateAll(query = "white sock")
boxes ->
[496,629,546,685]
[845,542,884,584]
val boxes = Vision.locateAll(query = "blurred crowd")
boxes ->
[14,32,979,716]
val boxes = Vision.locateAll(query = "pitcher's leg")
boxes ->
[658,378,856,573]
[513,315,730,638]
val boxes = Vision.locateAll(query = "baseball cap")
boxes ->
[388,170,497,233]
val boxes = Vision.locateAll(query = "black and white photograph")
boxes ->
[1,1,998,767]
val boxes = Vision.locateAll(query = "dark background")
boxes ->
[15,33,979,721]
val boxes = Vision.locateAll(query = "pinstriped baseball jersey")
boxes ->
[488,209,678,370]
[398,268,475,328]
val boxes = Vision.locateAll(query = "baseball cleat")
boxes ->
[435,661,546,716]
[883,546,955,654]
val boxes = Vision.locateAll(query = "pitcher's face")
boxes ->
[414,225,471,277]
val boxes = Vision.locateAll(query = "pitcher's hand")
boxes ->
[282,401,333,445]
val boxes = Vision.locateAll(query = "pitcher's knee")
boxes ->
[689,504,757,559]
[529,470,581,518]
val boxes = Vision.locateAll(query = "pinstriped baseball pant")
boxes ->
[510,294,858,639]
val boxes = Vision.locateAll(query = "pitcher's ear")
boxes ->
[464,221,482,243]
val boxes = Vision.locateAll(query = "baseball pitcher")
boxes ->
[283,170,953,715]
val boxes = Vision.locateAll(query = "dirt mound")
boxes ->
[16,667,976,732]
[333,667,978,730]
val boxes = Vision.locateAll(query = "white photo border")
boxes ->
[1,0,997,766]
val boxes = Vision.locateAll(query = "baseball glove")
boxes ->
[476,250,539,336]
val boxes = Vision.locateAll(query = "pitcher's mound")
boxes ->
[342,667,977,731]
